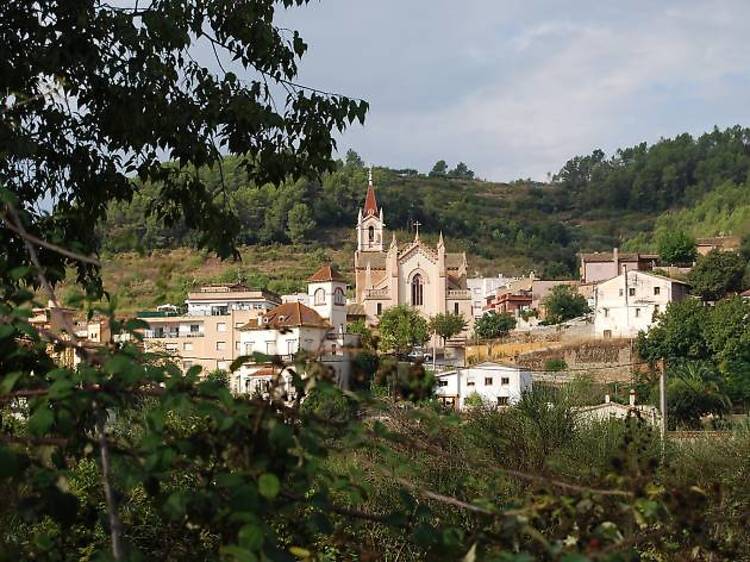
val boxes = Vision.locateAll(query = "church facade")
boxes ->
[353,171,473,337]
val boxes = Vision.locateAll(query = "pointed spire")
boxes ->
[437,230,445,247]
[390,232,398,250]
[363,166,378,216]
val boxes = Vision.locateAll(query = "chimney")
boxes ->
[604,394,611,404]
[629,389,636,407]
[613,247,619,271]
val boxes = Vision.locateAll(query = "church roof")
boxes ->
[240,302,330,331]
[308,264,347,283]
[355,249,465,270]
[363,169,378,216]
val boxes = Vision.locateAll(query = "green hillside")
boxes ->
[97,125,750,308]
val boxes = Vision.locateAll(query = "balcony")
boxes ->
[143,330,204,339]
[446,290,471,299]
[365,288,390,299]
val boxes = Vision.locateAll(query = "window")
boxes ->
[287,340,297,354]
[438,380,448,387]
[165,343,178,351]
[497,396,509,406]
[619,288,624,297]
[368,225,374,242]
[235,341,240,351]
[454,302,460,315]
[411,273,424,306]
[603,330,612,339]
[314,288,326,305]
[654,286,661,295]
[244,343,253,354]
[216,341,226,351]
[183,342,193,351]
[376,303,383,316]
[654,304,660,314]
[190,324,200,333]
[217,322,227,332]
[603,308,609,318]
[635,308,641,318]
[501,377,510,385]
[466,380,475,387]
[334,287,346,306]
[484,377,493,386]
[629,287,635,297]
[183,361,193,369]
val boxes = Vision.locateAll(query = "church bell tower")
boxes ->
[356,168,384,252]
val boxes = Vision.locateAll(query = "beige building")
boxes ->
[354,171,473,337]
[138,284,281,373]
[696,236,741,256]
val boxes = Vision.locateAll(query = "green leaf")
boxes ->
[0,372,23,395]
[220,546,258,562]
[48,378,75,400]
[0,324,16,340]
[258,473,280,499]
[0,447,19,478]
[238,523,264,550]
[28,407,54,437]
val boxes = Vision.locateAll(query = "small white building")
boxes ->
[306,265,348,336]
[434,362,533,410]
[594,270,689,338]
[574,391,660,426]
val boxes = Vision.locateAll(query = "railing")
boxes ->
[143,330,204,339]
[446,290,471,299]
[365,288,389,298]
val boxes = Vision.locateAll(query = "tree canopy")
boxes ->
[377,305,429,355]
[0,0,366,293]
[688,250,747,301]
[429,312,466,345]
[474,311,517,340]
[542,285,590,324]
[657,230,696,265]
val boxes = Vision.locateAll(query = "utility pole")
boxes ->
[659,359,667,451]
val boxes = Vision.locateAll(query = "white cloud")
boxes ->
[283,0,750,181]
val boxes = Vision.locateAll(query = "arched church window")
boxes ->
[411,274,424,306]
[333,287,346,306]
[314,288,326,305]
[368,225,374,242]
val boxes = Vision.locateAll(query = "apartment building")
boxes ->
[138,284,281,373]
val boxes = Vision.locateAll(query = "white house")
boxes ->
[573,391,660,426]
[594,270,689,338]
[434,362,533,410]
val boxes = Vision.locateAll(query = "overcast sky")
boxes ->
[274,0,750,181]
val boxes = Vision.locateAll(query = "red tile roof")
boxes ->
[308,264,347,283]
[363,182,378,216]
[241,302,330,331]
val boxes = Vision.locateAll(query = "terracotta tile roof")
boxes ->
[241,302,330,331]
[740,288,750,297]
[308,264,347,283]
[364,182,378,216]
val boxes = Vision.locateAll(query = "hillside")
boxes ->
[93,125,750,311]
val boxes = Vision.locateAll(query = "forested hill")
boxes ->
[103,125,750,278]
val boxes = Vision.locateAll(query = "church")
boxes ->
[353,170,473,336]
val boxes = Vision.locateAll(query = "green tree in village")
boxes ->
[542,285,590,324]
[474,311,517,340]
[657,229,697,264]
[286,202,316,244]
[377,305,429,355]
[660,362,731,429]
[429,159,449,177]
[688,250,746,301]
[429,312,467,347]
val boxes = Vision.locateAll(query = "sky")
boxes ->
[272,0,750,181]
